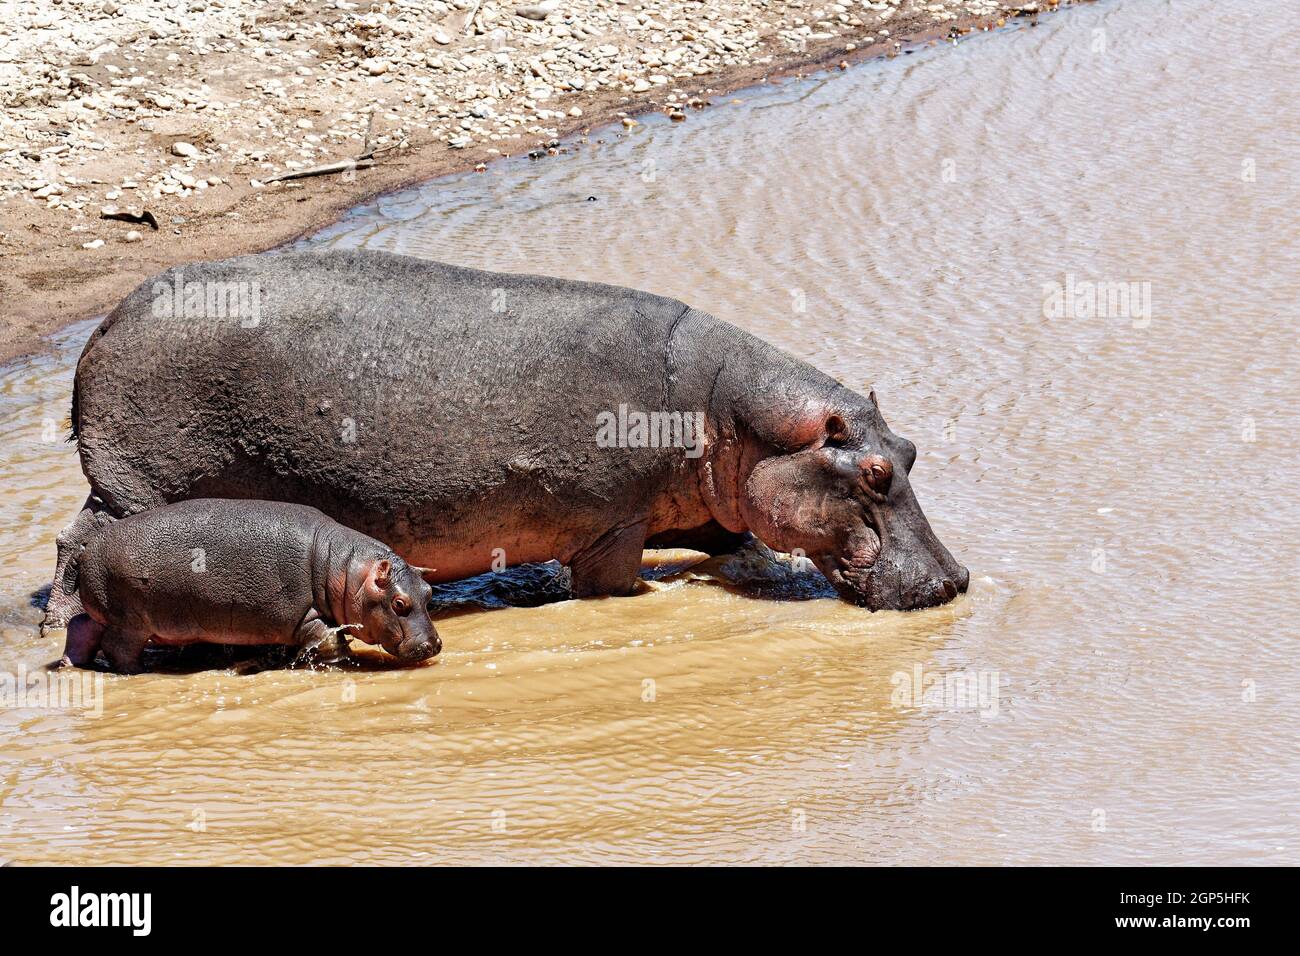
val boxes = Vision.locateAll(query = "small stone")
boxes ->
[433,29,452,45]
[81,239,104,249]
[515,2,559,21]
[296,118,314,129]
[124,230,142,242]
[171,141,199,158]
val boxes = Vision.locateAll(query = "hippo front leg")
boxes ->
[569,520,649,598]
[51,613,105,670]
[291,618,361,667]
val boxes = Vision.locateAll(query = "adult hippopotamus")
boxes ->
[43,249,966,631]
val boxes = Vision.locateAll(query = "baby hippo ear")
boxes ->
[370,558,392,592]
[409,565,439,582]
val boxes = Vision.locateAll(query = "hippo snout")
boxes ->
[900,563,970,610]
[912,563,969,609]
[395,633,442,662]
[829,555,969,611]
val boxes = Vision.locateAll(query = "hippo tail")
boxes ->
[67,375,79,442]
[61,544,82,596]
[67,296,128,444]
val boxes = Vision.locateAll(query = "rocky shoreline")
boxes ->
[0,0,1080,362]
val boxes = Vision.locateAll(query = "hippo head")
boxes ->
[357,558,442,661]
[738,392,968,611]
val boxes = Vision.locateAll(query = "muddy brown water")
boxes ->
[2,0,1297,864]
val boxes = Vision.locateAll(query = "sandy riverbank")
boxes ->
[0,0,1078,363]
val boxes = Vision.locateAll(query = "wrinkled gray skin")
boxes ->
[44,250,966,633]
[56,498,441,673]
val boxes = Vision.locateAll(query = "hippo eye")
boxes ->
[392,595,411,616]
[860,455,894,494]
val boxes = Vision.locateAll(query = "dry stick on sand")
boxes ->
[257,111,405,185]
[445,1,482,35]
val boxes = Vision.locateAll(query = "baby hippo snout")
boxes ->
[393,630,442,662]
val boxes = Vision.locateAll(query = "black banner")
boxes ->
[0,866,1275,941]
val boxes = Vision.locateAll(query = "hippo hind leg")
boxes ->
[51,614,105,670]
[43,494,116,634]
[569,520,649,598]
[101,627,151,675]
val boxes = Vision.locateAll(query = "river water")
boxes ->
[1,0,1296,864]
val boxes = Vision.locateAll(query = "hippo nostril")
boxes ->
[941,579,957,601]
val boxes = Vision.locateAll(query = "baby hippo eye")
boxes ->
[391,595,411,616]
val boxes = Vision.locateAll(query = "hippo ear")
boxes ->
[409,565,438,582]
[825,414,849,445]
[868,389,880,411]
[372,559,391,590]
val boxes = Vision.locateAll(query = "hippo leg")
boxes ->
[101,627,150,675]
[43,494,116,633]
[569,520,649,598]
[291,619,359,667]
[52,613,105,670]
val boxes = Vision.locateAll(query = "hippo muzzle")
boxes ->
[742,430,968,612]
[819,466,969,611]
[389,630,442,662]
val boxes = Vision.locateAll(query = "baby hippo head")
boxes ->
[357,557,442,661]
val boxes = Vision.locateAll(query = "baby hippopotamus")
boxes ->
[55,499,442,673]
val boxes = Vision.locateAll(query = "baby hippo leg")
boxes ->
[291,618,363,667]
[101,627,151,675]
[53,613,105,669]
